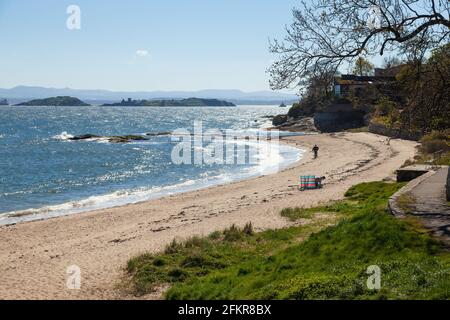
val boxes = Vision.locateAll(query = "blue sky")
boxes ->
[0,0,305,92]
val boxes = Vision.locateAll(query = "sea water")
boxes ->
[0,105,303,225]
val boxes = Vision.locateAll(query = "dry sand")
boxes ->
[0,132,418,300]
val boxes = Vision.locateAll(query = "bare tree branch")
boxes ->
[269,0,450,91]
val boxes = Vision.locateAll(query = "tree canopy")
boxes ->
[352,57,375,76]
[269,0,450,91]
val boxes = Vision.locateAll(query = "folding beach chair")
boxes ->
[299,175,317,191]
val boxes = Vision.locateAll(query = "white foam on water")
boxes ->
[52,131,74,141]
[0,131,304,226]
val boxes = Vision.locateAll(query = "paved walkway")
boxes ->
[409,167,450,246]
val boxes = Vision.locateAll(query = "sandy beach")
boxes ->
[0,132,418,300]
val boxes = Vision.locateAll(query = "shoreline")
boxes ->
[0,132,418,299]
[0,132,304,226]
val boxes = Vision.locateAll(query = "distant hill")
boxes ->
[0,86,298,105]
[103,98,235,107]
[16,96,90,106]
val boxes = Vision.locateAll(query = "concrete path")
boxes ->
[408,167,450,246]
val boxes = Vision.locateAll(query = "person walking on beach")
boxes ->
[312,144,319,159]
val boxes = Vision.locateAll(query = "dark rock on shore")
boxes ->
[272,114,288,126]
[271,108,365,133]
[272,116,318,133]
[69,134,148,143]
[314,111,365,132]
[145,132,171,137]
[69,134,100,140]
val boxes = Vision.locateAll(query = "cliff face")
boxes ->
[274,98,368,133]
[314,110,365,132]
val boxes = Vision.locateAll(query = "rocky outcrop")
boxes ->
[368,122,422,141]
[145,132,171,137]
[272,114,288,126]
[69,134,148,143]
[314,111,365,132]
[274,116,318,133]
[272,99,366,133]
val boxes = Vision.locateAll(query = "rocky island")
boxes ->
[68,134,148,143]
[0,98,8,105]
[102,97,236,107]
[16,96,90,106]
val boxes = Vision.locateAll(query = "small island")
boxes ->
[0,98,8,105]
[102,97,236,107]
[16,96,90,106]
[69,134,148,143]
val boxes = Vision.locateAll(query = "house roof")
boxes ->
[335,74,396,86]
[335,79,374,85]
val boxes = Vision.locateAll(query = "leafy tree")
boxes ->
[352,57,375,76]
[397,43,450,132]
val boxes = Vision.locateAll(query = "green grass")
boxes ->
[125,182,450,300]
[280,207,316,220]
[396,192,416,214]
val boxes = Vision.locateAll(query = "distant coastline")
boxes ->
[13,96,238,107]
[102,97,236,107]
[0,85,298,106]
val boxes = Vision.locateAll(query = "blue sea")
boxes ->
[0,105,303,225]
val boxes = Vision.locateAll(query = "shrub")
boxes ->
[243,222,254,236]
[208,231,222,240]
[223,224,243,242]
[184,235,209,249]
[288,98,316,118]
[420,130,450,154]
[165,239,182,254]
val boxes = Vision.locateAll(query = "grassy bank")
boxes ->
[403,130,450,166]
[126,182,450,300]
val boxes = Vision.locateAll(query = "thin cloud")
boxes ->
[126,49,151,65]
[135,50,149,57]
